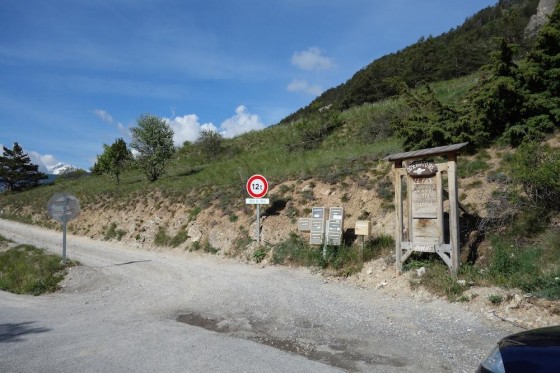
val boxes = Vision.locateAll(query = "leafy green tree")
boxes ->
[196,129,223,161]
[130,114,175,182]
[92,138,132,184]
[0,142,47,191]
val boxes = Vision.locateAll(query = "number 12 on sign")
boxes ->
[246,174,268,198]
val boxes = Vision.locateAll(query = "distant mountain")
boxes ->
[48,163,76,175]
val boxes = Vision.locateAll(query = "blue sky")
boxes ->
[0,0,496,172]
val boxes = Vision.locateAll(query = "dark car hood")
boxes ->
[499,326,560,349]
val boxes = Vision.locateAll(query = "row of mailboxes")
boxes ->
[311,207,344,221]
[303,220,343,245]
[299,220,371,247]
[298,218,343,233]
[299,207,344,245]
[298,207,373,246]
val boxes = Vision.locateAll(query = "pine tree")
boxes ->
[0,142,47,191]
[465,38,524,146]
[513,1,560,144]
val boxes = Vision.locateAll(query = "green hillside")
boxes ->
[280,0,540,124]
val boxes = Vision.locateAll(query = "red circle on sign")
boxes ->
[246,174,268,198]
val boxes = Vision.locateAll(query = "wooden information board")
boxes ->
[385,143,468,274]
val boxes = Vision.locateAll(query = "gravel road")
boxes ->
[0,219,518,372]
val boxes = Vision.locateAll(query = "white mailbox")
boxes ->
[326,233,342,246]
[312,207,327,220]
[327,219,342,233]
[298,218,311,232]
[311,219,325,233]
[355,220,371,236]
[310,233,324,245]
[329,207,344,221]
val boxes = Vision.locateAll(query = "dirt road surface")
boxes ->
[0,219,518,372]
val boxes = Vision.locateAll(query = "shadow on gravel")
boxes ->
[106,260,152,267]
[177,312,407,371]
[0,322,50,343]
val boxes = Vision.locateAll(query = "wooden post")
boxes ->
[447,154,460,274]
[394,162,403,275]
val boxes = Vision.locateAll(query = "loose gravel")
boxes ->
[0,219,518,372]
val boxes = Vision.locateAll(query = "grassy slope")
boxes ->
[1,72,559,301]
[0,74,485,238]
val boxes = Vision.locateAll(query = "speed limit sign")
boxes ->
[246,174,268,198]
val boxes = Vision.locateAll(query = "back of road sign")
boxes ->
[47,192,80,222]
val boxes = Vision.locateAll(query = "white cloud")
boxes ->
[287,79,323,96]
[94,108,130,138]
[219,105,265,138]
[164,114,217,146]
[28,151,58,173]
[94,109,114,124]
[291,47,334,71]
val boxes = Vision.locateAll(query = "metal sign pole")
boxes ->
[361,236,365,260]
[62,218,67,264]
[62,195,68,264]
[256,204,261,245]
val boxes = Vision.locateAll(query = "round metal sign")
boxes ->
[47,192,80,222]
[246,174,268,198]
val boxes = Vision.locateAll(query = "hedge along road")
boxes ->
[0,219,516,372]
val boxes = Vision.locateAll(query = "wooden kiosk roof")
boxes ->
[384,142,469,163]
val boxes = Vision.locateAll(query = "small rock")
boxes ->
[376,280,388,289]
[367,268,373,275]
[416,267,426,277]
[457,280,466,287]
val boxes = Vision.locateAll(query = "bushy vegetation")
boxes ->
[271,232,393,276]
[154,226,189,248]
[0,241,78,295]
[509,141,560,210]
[103,222,127,241]
[415,227,560,302]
